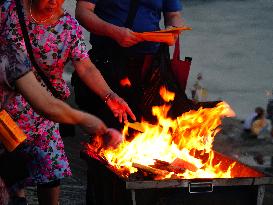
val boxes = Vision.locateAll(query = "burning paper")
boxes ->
[86,86,236,179]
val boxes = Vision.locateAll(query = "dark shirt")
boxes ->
[77,0,182,54]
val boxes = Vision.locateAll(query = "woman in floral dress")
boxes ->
[0,37,123,205]
[0,0,135,204]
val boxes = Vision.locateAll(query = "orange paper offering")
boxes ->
[153,26,192,33]
[0,110,27,152]
[134,26,192,45]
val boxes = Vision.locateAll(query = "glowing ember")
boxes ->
[120,77,131,87]
[159,86,175,102]
[86,87,236,179]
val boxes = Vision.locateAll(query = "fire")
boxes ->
[159,86,175,102]
[87,87,236,179]
[120,77,131,87]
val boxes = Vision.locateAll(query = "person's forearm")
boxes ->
[32,98,107,135]
[74,59,136,123]
[75,1,141,47]
[76,111,107,136]
[164,12,185,28]
[15,72,107,135]
[75,1,121,39]
[16,72,91,124]
[40,97,84,124]
[33,96,108,135]
[74,59,113,101]
[15,73,67,122]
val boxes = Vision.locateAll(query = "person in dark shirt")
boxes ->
[73,0,185,129]
[72,1,185,203]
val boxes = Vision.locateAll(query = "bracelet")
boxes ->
[103,92,114,104]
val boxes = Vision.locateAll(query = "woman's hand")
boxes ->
[78,112,108,137]
[74,60,136,124]
[101,128,123,149]
[105,92,136,123]
[67,110,123,149]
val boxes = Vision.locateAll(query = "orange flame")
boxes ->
[159,86,175,102]
[88,87,236,179]
[120,77,131,87]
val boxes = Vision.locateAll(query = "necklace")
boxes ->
[29,0,54,24]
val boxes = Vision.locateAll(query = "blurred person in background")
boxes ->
[242,106,269,139]
[191,72,208,102]
[243,107,263,134]
[250,107,269,139]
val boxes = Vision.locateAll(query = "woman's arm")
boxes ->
[73,58,112,101]
[73,58,136,123]
[15,71,107,136]
[16,71,122,146]
[164,11,185,28]
[75,1,141,47]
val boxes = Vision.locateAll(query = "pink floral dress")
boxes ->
[0,0,88,186]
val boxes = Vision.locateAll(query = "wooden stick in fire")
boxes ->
[151,159,186,174]
[171,158,198,172]
[126,122,163,133]
[126,122,145,133]
[132,163,170,176]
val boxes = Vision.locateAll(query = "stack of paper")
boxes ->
[134,27,192,45]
